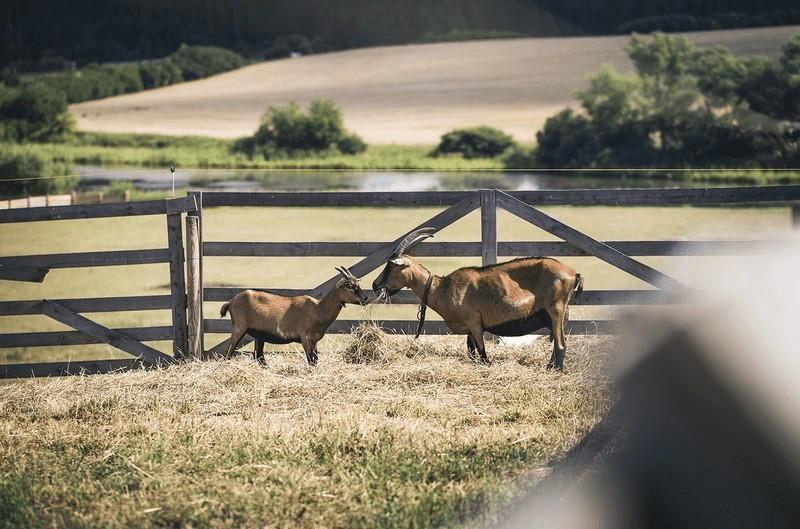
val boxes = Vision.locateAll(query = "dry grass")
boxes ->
[0,329,616,528]
[68,26,800,144]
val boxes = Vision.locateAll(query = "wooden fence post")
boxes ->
[187,192,204,358]
[166,209,189,359]
[186,214,202,359]
[480,189,497,266]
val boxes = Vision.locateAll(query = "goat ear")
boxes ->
[390,257,406,266]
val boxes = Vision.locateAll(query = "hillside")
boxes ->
[69,25,800,145]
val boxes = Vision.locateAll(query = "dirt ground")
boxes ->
[69,26,800,144]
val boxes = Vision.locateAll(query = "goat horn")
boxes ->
[392,227,436,257]
[336,266,357,280]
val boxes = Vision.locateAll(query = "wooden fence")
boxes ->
[0,197,198,377]
[0,193,73,210]
[1,185,799,377]
[194,186,800,357]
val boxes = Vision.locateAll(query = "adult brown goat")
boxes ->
[220,266,368,365]
[372,227,583,369]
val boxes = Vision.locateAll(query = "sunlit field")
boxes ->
[68,26,800,145]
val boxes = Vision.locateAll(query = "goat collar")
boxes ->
[414,272,434,339]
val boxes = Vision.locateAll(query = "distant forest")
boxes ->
[3,0,800,70]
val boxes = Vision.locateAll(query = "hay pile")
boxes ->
[341,321,456,364]
[341,321,392,364]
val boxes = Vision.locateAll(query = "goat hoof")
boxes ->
[546,362,564,371]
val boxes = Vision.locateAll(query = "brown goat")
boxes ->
[220,267,368,365]
[372,228,583,369]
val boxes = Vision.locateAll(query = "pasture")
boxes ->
[0,196,795,527]
[0,332,615,528]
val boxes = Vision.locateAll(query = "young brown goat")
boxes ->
[220,267,368,365]
[373,228,583,369]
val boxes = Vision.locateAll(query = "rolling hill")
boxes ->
[69,25,800,145]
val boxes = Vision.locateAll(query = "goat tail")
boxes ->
[220,302,230,318]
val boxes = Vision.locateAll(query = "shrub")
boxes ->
[167,44,245,81]
[0,83,74,143]
[139,61,182,89]
[502,144,537,169]
[0,145,76,197]
[30,45,245,105]
[232,99,367,159]
[432,126,516,159]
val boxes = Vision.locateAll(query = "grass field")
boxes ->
[68,26,800,145]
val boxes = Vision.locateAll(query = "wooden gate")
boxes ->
[0,197,198,377]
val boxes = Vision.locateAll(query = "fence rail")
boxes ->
[0,194,72,210]
[0,197,197,377]
[1,185,799,378]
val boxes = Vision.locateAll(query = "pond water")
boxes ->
[76,166,707,192]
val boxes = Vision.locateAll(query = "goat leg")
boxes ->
[467,331,491,366]
[225,328,246,358]
[466,335,479,360]
[301,337,319,366]
[306,349,319,366]
[545,304,567,370]
[254,338,266,366]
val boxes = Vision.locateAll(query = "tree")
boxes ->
[0,83,74,143]
[232,98,367,158]
[535,32,800,169]
[432,126,516,159]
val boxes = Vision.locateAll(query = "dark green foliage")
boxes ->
[42,64,144,103]
[167,44,245,81]
[0,147,77,197]
[0,68,20,86]
[534,32,800,169]
[138,61,183,89]
[0,473,36,529]
[34,45,246,105]
[0,83,74,143]
[6,1,800,71]
[232,99,368,159]
[433,126,516,159]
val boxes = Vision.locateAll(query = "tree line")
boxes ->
[3,0,799,71]
[529,32,800,169]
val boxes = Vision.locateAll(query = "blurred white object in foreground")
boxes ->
[501,232,800,529]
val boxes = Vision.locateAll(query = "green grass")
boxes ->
[35,132,504,171]
[18,132,800,185]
